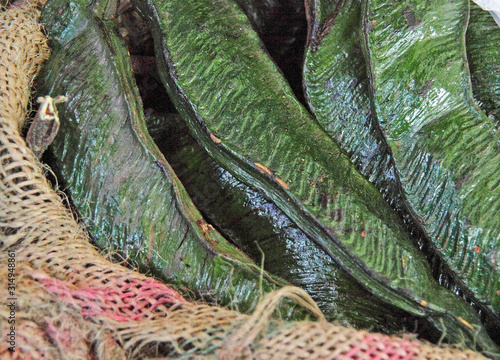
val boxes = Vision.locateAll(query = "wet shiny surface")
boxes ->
[303,0,500,345]
[147,112,423,332]
[135,0,499,350]
[35,0,500,351]
[363,0,500,313]
[39,0,293,315]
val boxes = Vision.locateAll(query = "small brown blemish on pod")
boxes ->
[254,162,274,177]
[275,176,289,190]
[196,219,212,233]
[253,162,289,190]
[210,133,222,144]
[457,317,474,330]
[207,236,219,247]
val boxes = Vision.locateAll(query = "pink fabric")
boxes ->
[34,274,186,321]
[342,333,420,359]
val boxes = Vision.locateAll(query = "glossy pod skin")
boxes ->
[303,0,402,224]
[362,0,500,313]
[38,0,293,314]
[147,112,423,332]
[467,2,500,128]
[133,0,499,350]
[302,0,500,341]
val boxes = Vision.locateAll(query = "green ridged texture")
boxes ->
[38,0,294,315]
[147,112,423,332]
[362,0,500,313]
[467,3,500,128]
[134,0,499,350]
[303,0,403,217]
[303,0,500,344]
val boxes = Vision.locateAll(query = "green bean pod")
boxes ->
[134,0,499,350]
[146,111,425,332]
[362,0,500,314]
[38,0,292,315]
[302,0,500,342]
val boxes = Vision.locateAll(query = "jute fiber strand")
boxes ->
[0,3,493,359]
[0,4,48,130]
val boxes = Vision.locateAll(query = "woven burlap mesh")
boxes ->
[0,3,493,359]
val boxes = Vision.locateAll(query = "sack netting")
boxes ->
[0,4,492,360]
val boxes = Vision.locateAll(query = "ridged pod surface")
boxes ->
[303,0,402,217]
[147,112,424,332]
[134,0,498,350]
[38,0,293,314]
[362,0,500,313]
[302,0,500,342]
[467,2,500,128]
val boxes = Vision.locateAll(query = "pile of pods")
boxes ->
[37,0,500,354]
